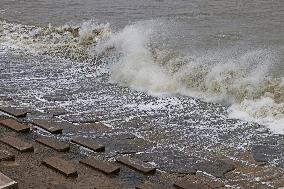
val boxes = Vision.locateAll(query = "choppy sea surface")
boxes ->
[0,0,284,175]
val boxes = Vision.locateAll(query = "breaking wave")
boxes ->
[0,19,283,134]
[96,20,284,134]
[0,20,111,61]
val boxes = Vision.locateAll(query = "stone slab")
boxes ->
[0,119,30,133]
[0,172,18,189]
[173,180,208,189]
[0,151,15,162]
[42,156,77,177]
[0,136,33,152]
[71,137,105,152]
[32,119,63,134]
[0,107,28,118]
[116,156,156,174]
[36,137,70,152]
[80,157,120,175]
[194,160,235,178]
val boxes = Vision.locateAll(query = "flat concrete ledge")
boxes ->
[42,156,78,177]
[0,151,15,162]
[0,119,30,133]
[71,137,105,152]
[0,107,29,118]
[0,172,18,189]
[36,137,70,152]
[80,157,120,175]
[32,119,63,134]
[0,136,34,152]
[116,156,156,174]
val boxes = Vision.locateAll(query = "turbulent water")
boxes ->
[0,0,283,132]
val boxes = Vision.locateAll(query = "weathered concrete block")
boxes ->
[0,171,18,189]
[0,119,30,133]
[42,156,77,177]
[36,137,70,152]
[0,107,29,118]
[80,157,120,175]
[71,137,105,152]
[0,136,33,152]
[32,119,63,134]
[116,156,156,174]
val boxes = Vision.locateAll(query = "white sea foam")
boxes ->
[96,20,284,134]
[0,19,283,134]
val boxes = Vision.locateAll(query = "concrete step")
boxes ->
[116,156,156,174]
[36,137,70,152]
[32,119,63,134]
[0,119,30,133]
[0,171,18,189]
[42,156,77,177]
[80,157,120,175]
[0,151,15,162]
[0,136,34,152]
[71,137,105,152]
[0,107,28,118]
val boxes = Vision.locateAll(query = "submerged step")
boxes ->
[42,156,77,177]
[36,137,70,152]
[0,172,18,189]
[80,157,120,175]
[0,136,33,152]
[0,119,30,133]
[0,151,15,162]
[71,137,105,152]
[0,107,29,118]
[194,160,236,178]
[32,119,63,134]
[116,156,156,174]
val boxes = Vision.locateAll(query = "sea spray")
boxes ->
[96,21,284,133]
[0,20,111,61]
[95,20,178,94]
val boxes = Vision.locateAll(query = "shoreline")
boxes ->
[0,106,284,188]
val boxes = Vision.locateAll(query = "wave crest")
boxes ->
[0,20,111,61]
[95,20,284,133]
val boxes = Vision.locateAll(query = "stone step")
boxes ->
[42,156,77,177]
[71,137,105,152]
[0,119,30,133]
[116,156,156,174]
[0,136,34,152]
[36,137,70,152]
[32,119,63,134]
[0,171,18,189]
[0,107,29,118]
[80,157,120,175]
[0,151,15,162]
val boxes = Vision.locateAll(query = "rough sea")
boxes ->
[0,1,284,187]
